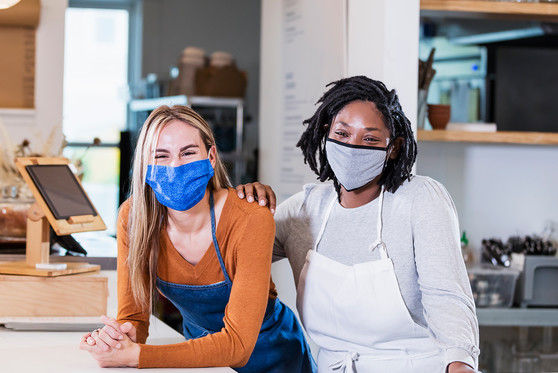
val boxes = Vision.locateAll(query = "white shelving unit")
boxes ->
[477,308,558,327]
[129,95,245,185]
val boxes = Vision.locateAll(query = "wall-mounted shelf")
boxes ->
[417,129,558,145]
[421,0,558,20]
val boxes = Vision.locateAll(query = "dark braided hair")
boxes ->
[296,75,417,195]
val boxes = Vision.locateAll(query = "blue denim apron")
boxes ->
[157,192,316,373]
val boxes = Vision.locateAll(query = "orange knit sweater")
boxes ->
[116,188,277,368]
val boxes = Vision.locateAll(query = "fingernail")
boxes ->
[259,199,266,206]
[118,335,123,340]
[238,192,244,198]
[247,196,254,203]
[116,343,121,349]
[271,208,275,215]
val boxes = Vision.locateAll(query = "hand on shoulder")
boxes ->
[235,182,276,214]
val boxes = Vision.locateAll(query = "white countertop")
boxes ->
[0,271,234,372]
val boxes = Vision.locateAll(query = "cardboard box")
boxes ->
[0,271,108,317]
[195,65,247,98]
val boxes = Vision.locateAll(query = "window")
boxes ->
[63,0,141,235]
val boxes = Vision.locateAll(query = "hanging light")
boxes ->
[0,0,21,10]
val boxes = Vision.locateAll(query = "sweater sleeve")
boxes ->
[138,206,276,368]
[115,200,151,344]
[273,188,308,262]
[411,178,480,369]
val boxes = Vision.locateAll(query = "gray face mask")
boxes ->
[325,138,389,191]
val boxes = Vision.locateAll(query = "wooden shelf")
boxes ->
[421,0,558,20]
[417,129,558,145]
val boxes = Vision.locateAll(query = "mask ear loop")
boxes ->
[378,137,393,177]
[207,145,215,160]
[385,137,393,158]
[207,146,217,174]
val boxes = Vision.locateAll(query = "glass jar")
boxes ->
[0,199,34,238]
[0,185,34,240]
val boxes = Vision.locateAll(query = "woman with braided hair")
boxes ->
[237,76,480,372]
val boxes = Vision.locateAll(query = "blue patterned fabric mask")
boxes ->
[145,159,214,211]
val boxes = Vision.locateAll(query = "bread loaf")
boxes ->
[0,202,31,237]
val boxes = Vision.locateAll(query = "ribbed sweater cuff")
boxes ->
[445,347,478,371]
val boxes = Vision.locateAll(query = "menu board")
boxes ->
[278,0,345,201]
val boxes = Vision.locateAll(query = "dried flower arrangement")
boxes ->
[0,117,64,238]
[0,117,100,200]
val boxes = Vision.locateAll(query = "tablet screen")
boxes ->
[25,165,97,220]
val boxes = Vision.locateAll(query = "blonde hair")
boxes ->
[126,105,231,311]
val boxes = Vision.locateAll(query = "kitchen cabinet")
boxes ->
[419,0,558,145]
[476,309,558,372]
[129,95,246,185]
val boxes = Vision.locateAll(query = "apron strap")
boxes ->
[369,185,388,259]
[209,191,232,284]
[329,351,359,373]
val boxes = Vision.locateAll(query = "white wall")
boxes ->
[258,0,282,196]
[260,0,346,332]
[1,0,67,155]
[418,142,558,258]
[347,0,420,126]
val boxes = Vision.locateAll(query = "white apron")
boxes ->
[296,187,446,372]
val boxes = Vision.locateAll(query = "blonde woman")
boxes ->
[79,105,315,372]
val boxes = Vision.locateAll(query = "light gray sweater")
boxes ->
[273,175,480,369]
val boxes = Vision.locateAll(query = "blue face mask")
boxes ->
[145,159,215,211]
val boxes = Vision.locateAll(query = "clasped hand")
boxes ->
[79,315,140,368]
